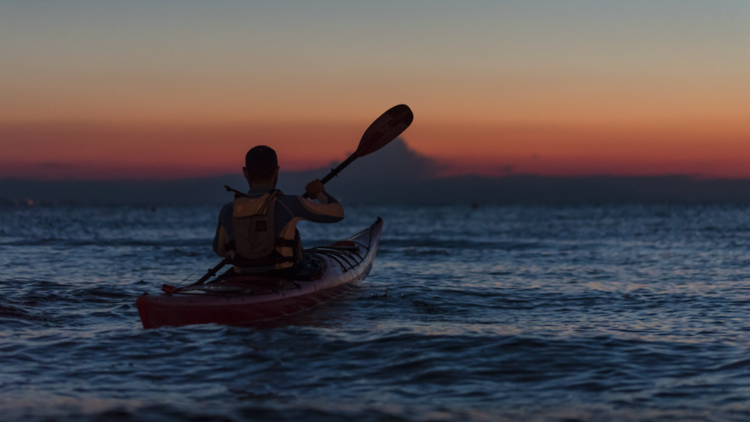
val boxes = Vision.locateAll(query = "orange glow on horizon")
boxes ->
[0,121,363,180]
[409,121,750,178]
[1,119,749,180]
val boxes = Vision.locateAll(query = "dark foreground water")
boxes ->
[2,204,750,421]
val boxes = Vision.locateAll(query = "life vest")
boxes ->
[225,188,302,272]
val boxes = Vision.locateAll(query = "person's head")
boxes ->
[243,145,279,188]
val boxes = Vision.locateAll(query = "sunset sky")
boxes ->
[2,1,749,180]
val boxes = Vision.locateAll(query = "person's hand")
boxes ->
[305,179,325,200]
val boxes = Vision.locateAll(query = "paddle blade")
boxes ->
[356,104,413,157]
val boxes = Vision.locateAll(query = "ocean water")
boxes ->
[2,204,750,421]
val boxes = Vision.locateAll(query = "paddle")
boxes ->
[302,104,414,197]
[171,104,413,290]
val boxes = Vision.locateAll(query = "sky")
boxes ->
[1,1,749,180]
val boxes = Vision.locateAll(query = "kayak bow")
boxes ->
[136,218,383,329]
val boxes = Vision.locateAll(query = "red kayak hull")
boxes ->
[136,218,383,329]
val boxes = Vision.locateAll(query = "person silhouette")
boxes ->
[212,145,344,277]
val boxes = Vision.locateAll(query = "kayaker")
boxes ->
[212,145,344,277]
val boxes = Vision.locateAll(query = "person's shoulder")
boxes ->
[220,201,233,211]
[275,191,307,210]
[218,201,233,219]
[275,190,301,201]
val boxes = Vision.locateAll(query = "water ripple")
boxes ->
[2,205,750,421]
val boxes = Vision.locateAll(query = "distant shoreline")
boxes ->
[3,174,750,206]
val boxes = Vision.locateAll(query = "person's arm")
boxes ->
[281,180,344,223]
[298,192,345,222]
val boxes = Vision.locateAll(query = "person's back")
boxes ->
[212,146,344,276]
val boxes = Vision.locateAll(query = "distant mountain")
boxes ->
[3,139,750,206]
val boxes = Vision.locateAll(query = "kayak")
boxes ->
[136,218,383,329]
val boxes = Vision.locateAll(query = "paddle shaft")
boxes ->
[192,258,230,286]
[302,153,358,199]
